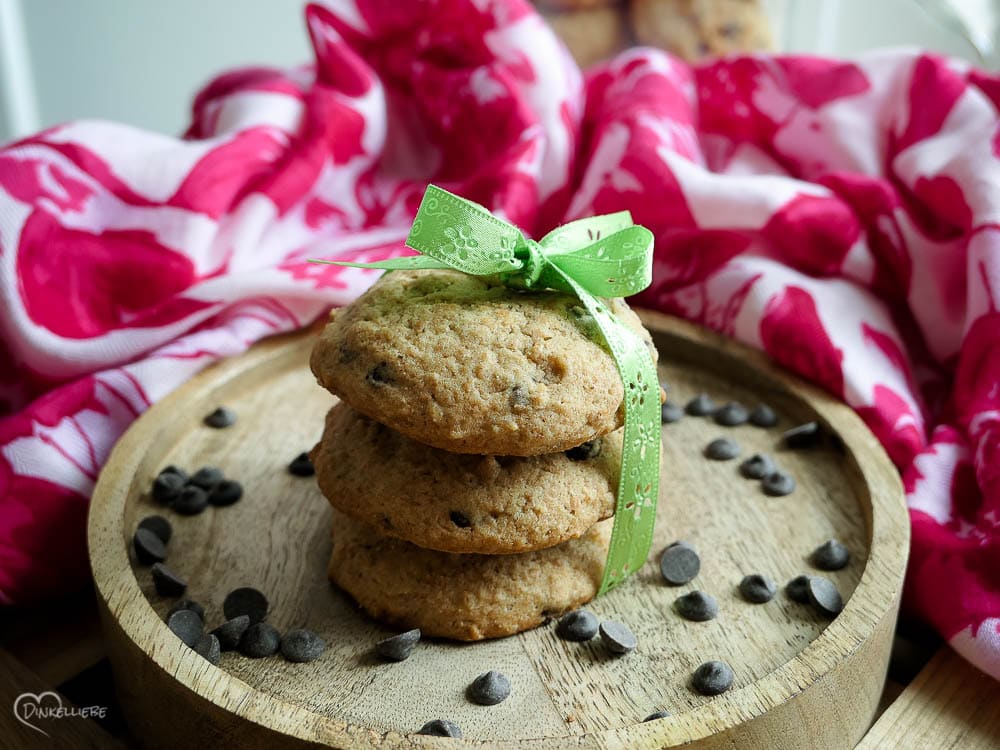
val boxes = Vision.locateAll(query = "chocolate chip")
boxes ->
[509,385,530,408]
[288,452,315,477]
[151,563,187,597]
[152,471,185,504]
[366,362,392,385]
[137,514,172,545]
[739,574,777,603]
[239,622,281,658]
[211,616,250,651]
[208,479,243,507]
[704,437,740,460]
[280,629,326,663]
[811,539,850,571]
[166,609,203,647]
[194,633,221,665]
[785,575,811,603]
[418,720,462,738]
[807,576,844,617]
[644,710,671,722]
[160,465,188,481]
[467,671,511,705]
[167,598,205,622]
[449,511,472,528]
[660,542,701,585]
[714,401,748,426]
[556,610,599,641]
[691,660,734,696]
[375,629,421,661]
[188,466,224,490]
[133,528,167,566]
[762,470,796,496]
[675,591,718,621]
[565,439,601,461]
[223,587,269,625]
[739,453,776,479]
[171,485,209,515]
[685,393,715,416]
[599,620,637,655]
[749,404,778,427]
[203,406,236,429]
[782,421,822,449]
[660,401,684,423]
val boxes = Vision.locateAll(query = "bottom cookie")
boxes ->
[327,509,611,641]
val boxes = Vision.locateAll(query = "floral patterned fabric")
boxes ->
[1,1,997,679]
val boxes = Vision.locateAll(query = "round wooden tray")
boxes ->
[88,311,908,749]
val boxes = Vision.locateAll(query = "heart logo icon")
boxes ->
[13,691,62,736]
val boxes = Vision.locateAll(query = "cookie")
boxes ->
[310,269,659,456]
[630,0,772,60]
[312,403,620,553]
[545,5,633,68]
[327,510,611,641]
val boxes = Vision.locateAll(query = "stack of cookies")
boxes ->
[309,269,659,641]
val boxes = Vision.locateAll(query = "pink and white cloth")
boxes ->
[1,1,998,678]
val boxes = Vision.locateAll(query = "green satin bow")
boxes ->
[312,185,661,595]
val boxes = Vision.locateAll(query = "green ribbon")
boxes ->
[311,185,660,594]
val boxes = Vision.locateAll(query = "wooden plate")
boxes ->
[88,311,908,749]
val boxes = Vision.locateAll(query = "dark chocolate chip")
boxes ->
[782,421,822,449]
[280,629,326,663]
[366,362,392,385]
[739,453,776,480]
[739,574,777,603]
[152,471,185,504]
[288,452,315,477]
[223,587,269,625]
[660,401,684,424]
[675,590,718,622]
[704,437,740,460]
[208,479,243,507]
[203,406,236,429]
[748,404,778,427]
[151,563,187,597]
[133,528,167,566]
[762,470,796,496]
[375,629,421,661]
[467,671,511,705]
[565,439,602,461]
[418,720,462,738]
[160,465,188,481]
[685,393,716,416]
[806,576,844,617]
[212,615,251,651]
[785,575,811,604]
[714,401,749,426]
[691,660,734,696]
[137,514,173,545]
[660,542,701,585]
[166,609,203,647]
[644,710,671,722]
[509,385,530,408]
[449,511,472,528]
[188,466,224,490]
[171,485,209,515]
[599,620,637,655]
[194,633,221,665]
[167,598,206,622]
[239,622,281,658]
[556,610,599,642]
[811,539,850,571]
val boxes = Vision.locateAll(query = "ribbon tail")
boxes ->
[308,255,453,272]
[549,268,662,595]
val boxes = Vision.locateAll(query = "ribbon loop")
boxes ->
[310,185,661,595]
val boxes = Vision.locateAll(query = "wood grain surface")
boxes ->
[88,311,909,749]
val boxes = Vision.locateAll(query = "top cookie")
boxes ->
[310,269,658,455]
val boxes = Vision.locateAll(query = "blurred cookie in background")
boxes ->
[630,0,772,60]
[545,3,634,67]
